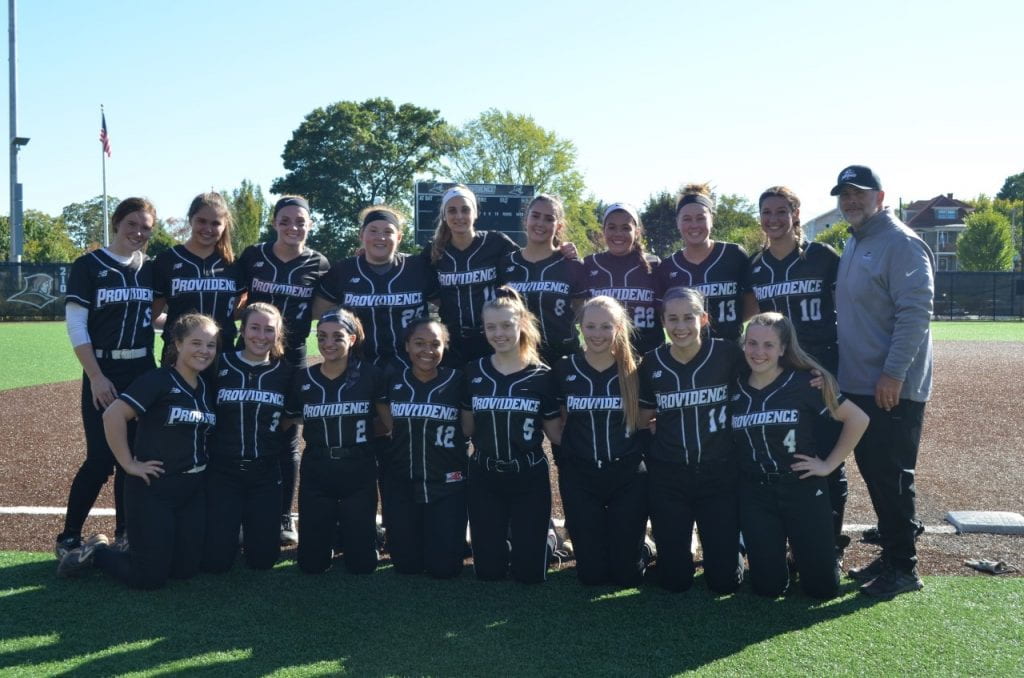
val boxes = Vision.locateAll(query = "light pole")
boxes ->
[8,0,27,263]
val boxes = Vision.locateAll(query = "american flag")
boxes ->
[100,112,111,157]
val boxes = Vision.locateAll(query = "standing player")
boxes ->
[749,186,848,558]
[498,194,589,366]
[285,309,392,575]
[554,296,649,586]
[236,196,330,545]
[56,197,158,558]
[462,288,562,584]
[638,286,744,594]
[313,205,437,371]
[57,313,219,589]
[152,192,241,360]
[654,184,757,341]
[202,303,296,573]
[381,317,468,578]
[582,203,663,355]
[731,313,868,598]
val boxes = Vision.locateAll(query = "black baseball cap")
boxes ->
[830,165,882,195]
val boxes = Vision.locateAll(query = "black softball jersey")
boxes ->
[153,245,242,346]
[66,249,154,351]
[498,251,589,355]
[285,358,387,450]
[582,250,663,355]
[211,352,297,460]
[654,242,751,341]
[429,231,518,338]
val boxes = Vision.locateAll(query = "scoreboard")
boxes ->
[415,182,535,247]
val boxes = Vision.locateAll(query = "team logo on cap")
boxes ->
[840,168,858,181]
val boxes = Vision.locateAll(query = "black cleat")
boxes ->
[859,567,923,599]
[57,534,109,578]
[847,557,886,583]
[54,535,82,560]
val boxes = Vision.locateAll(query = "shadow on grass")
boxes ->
[1,553,880,676]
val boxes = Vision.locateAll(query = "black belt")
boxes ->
[565,452,641,470]
[307,445,375,461]
[210,456,276,472]
[742,469,800,484]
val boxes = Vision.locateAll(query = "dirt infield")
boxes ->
[1,341,1020,576]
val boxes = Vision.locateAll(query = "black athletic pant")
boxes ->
[280,344,308,517]
[383,473,467,579]
[467,458,551,584]
[806,342,848,547]
[740,473,839,599]
[202,457,282,572]
[61,356,152,542]
[558,454,648,587]
[94,471,205,589]
[846,395,926,574]
[297,448,378,575]
[647,458,743,594]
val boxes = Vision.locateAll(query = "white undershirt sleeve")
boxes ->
[65,302,92,348]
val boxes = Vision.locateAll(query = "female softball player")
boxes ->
[638,286,744,594]
[582,203,663,355]
[750,186,848,557]
[285,308,392,575]
[236,196,330,545]
[654,184,757,341]
[313,205,437,371]
[462,288,561,583]
[554,296,649,586]
[732,312,868,598]
[497,194,589,366]
[381,317,468,578]
[202,302,296,572]
[152,192,241,360]
[56,197,158,559]
[57,313,219,589]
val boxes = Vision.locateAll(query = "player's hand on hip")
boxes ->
[90,374,118,410]
[126,459,164,485]
[791,453,830,479]
[874,374,903,411]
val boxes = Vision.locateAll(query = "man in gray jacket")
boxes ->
[832,165,933,599]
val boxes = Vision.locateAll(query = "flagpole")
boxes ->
[101,105,109,248]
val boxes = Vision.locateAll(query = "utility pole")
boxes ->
[8,0,29,262]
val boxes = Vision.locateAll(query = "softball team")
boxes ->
[732,313,868,598]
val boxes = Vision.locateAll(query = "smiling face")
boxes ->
[483,306,521,356]
[743,323,785,377]
[838,186,884,229]
[188,205,227,251]
[112,210,155,253]
[676,203,712,247]
[663,296,706,353]
[581,304,617,357]
[317,321,356,364]
[525,199,560,247]
[176,324,218,374]
[444,196,477,238]
[274,205,311,248]
[405,322,445,376]
[602,210,638,256]
[759,196,799,245]
[361,219,402,264]
[241,310,280,362]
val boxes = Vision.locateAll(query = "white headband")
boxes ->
[602,202,639,226]
[441,186,477,213]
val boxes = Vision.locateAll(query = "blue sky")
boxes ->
[5,0,1022,227]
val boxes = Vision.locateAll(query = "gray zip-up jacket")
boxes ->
[836,208,934,402]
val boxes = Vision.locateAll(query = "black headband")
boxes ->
[362,210,401,229]
[676,193,714,212]
[273,197,311,219]
[318,311,358,335]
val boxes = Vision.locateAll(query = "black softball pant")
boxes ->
[806,342,848,546]
[280,344,308,517]
[94,472,205,589]
[467,458,551,584]
[647,458,743,594]
[297,451,378,575]
[740,473,839,599]
[382,473,467,579]
[61,356,152,542]
[558,454,648,587]
[201,458,282,573]
[847,395,926,574]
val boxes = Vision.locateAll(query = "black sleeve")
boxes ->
[152,250,170,299]
[316,261,343,303]
[371,364,388,404]
[567,260,589,300]
[66,255,94,308]
[118,368,165,416]
[236,246,256,293]
[496,252,514,286]
[285,369,306,419]
[638,355,656,409]
[497,231,519,256]
[539,369,561,419]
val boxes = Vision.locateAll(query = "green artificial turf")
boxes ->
[1,552,1021,676]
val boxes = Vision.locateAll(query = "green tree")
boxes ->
[272,98,454,260]
[447,109,598,255]
[957,209,1014,271]
[996,171,1024,201]
[640,190,680,258]
[226,179,269,253]
[146,219,179,259]
[22,210,79,263]
[815,221,851,254]
[712,193,762,254]
[0,215,9,261]
[61,195,119,249]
